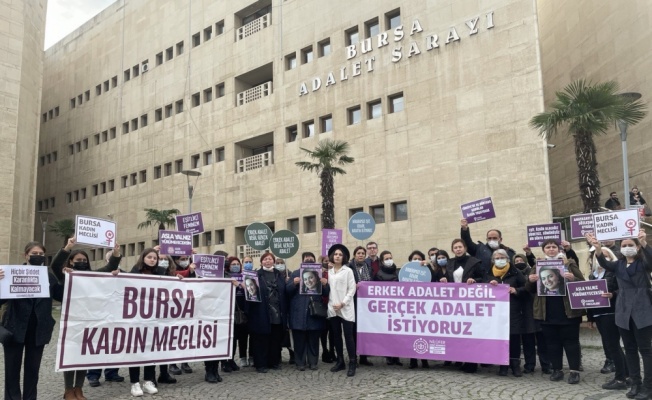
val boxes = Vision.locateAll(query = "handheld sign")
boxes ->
[398,261,432,282]
[593,209,640,241]
[194,254,224,278]
[569,213,595,240]
[75,215,116,248]
[536,259,566,296]
[526,223,562,248]
[299,263,323,295]
[270,230,300,259]
[242,271,261,302]
[321,229,342,257]
[460,197,496,224]
[176,212,204,235]
[158,230,193,256]
[0,265,50,299]
[567,280,610,309]
[348,212,375,240]
[244,222,273,251]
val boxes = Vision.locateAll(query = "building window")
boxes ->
[392,201,408,221]
[46,154,51,164]
[75,141,81,152]
[48,109,53,119]
[215,147,225,162]
[132,64,139,78]
[154,165,162,179]
[368,99,382,119]
[73,190,79,201]
[301,46,313,64]
[345,26,359,46]
[216,83,225,98]
[175,100,184,114]
[50,197,55,208]
[216,229,225,244]
[111,76,117,88]
[166,47,173,61]
[68,144,74,155]
[101,131,108,142]
[82,138,88,150]
[192,32,201,48]
[176,41,184,56]
[370,204,385,223]
[121,176,128,188]
[84,90,90,101]
[349,207,363,218]
[40,156,45,166]
[389,92,404,113]
[42,113,47,122]
[318,39,331,57]
[101,80,109,93]
[303,120,315,138]
[139,170,147,183]
[54,107,59,117]
[141,114,148,127]
[191,154,200,168]
[156,52,163,66]
[92,184,98,196]
[100,182,106,194]
[204,151,213,165]
[137,242,145,254]
[96,84,102,95]
[216,20,225,35]
[164,163,172,176]
[304,216,317,233]
[94,133,100,145]
[130,173,137,186]
[70,98,76,108]
[122,122,129,134]
[124,69,130,82]
[110,127,116,139]
[53,151,57,161]
[287,218,299,234]
[65,194,71,204]
[108,179,115,192]
[286,125,298,142]
[386,8,401,30]
[192,92,200,107]
[131,118,138,131]
[204,26,212,41]
[320,114,332,133]
[165,104,173,118]
[193,235,200,247]
[365,17,380,38]
[78,94,83,105]
[204,88,213,102]
[348,106,361,125]
[175,159,183,173]
[203,231,212,246]
[128,244,135,257]
[286,53,297,70]
[81,188,86,199]
[155,108,162,122]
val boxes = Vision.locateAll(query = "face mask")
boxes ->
[621,247,638,258]
[487,240,500,250]
[383,259,393,267]
[158,259,169,268]
[494,259,508,268]
[545,253,564,260]
[244,262,253,271]
[437,259,448,267]
[178,260,190,268]
[411,259,422,263]
[262,266,274,272]
[275,264,286,271]
[430,255,437,262]
[73,261,89,270]
[28,255,46,266]
[230,265,241,273]
[514,262,527,270]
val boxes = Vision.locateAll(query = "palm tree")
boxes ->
[48,218,75,246]
[530,80,646,213]
[296,139,355,229]
[137,208,181,231]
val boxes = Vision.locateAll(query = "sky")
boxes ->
[44,0,115,49]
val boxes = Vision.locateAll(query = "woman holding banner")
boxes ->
[431,250,450,282]
[374,250,402,367]
[588,231,652,399]
[0,241,64,400]
[527,239,584,385]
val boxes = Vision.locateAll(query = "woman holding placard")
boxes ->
[527,239,584,385]
[0,241,63,400]
[588,231,652,399]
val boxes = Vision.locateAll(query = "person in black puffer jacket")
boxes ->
[374,250,401,366]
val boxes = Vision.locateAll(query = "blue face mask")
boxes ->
[230,265,241,273]
[437,259,448,267]
[244,262,253,271]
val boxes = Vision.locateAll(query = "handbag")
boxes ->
[308,296,328,318]
[234,304,247,325]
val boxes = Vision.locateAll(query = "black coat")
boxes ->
[461,227,516,273]
[587,268,618,320]
[51,248,121,281]
[0,264,64,346]
[445,255,485,283]
[374,264,398,281]
[488,265,534,334]
[245,269,288,335]
[286,269,329,331]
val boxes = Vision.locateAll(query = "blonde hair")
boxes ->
[592,247,617,270]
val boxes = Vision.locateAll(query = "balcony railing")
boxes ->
[237,81,272,106]
[237,151,273,173]
[237,244,263,261]
[237,13,271,41]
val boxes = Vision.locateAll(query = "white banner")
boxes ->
[55,272,234,371]
[593,209,640,241]
[0,265,50,299]
[75,215,117,248]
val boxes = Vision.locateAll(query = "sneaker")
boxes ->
[239,357,249,367]
[105,374,125,382]
[181,363,193,373]
[142,381,158,395]
[130,383,143,397]
[550,370,564,381]
[568,371,580,384]
[157,373,176,384]
[88,378,101,388]
[168,364,182,375]
[601,359,615,374]
[602,379,627,390]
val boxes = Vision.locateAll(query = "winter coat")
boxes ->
[488,265,534,334]
[461,227,516,273]
[374,264,398,281]
[51,248,122,281]
[286,269,330,331]
[587,267,618,321]
[445,255,485,283]
[527,259,585,321]
[349,260,373,283]
[597,245,652,330]
[245,269,288,335]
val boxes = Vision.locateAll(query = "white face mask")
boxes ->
[621,247,638,258]
[494,259,508,269]
[383,259,393,267]
[487,240,500,250]
[178,260,190,268]
[545,253,564,260]
[275,264,286,271]
[430,255,437,262]
[159,259,169,268]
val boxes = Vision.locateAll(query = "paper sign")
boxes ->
[536,260,566,296]
[0,265,50,299]
[194,254,224,278]
[398,262,433,282]
[270,230,300,259]
[244,223,273,251]
[158,230,193,256]
[567,279,610,309]
[570,213,595,240]
[348,212,375,240]
[322,229,342,257]
[242,271,261,302]
[527,223,562,248]
[460,197,496,224]
[593,209,640,241]
[299,263,322,295]
[176,212,204,235]
[75,215,117,248]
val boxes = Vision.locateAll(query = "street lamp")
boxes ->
[180,170,201,213]
[617,92,642,210]
[36,211,52,246]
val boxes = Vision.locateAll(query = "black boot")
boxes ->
[213,364,223,382]
[289,349,296,365]
[204,365,218,383]
[626,384,641,399]
[347,361,356,377]
[510,359,523,377]
[359,356,373,366]
[168,364,182,375]
[322,350,334,363]
[601,359,615,374]
[330,357,345,372]
[498,366,509,376]
[222,360,232,373]
[421,360,430,369]
[409,359,418,369]
[228,359,240,372]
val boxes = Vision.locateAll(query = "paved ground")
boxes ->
[1,310,634,399]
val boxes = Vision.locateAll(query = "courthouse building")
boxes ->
[26,0,651,265]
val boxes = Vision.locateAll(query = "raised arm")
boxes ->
[460,219,478,256]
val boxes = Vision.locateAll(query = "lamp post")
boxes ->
[617,92,642,210]
[36,211,52,246]
[180,170,201,213]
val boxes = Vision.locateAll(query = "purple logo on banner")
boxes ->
[526,223,562,248]
[567,279,610,309]
[356,282,509,365]
[321,229,342,257]
[194,254,224,278]
[460,197,496,224]
[158,230,193,256]
[570,214,595,240]
[176,212,204,235]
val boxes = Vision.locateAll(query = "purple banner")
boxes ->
[567,279,610,309]
[158,230,193,256]
[460,197,496,223]
[356,282,509,364]
[570,213,595,240]
[526,223,562,248]
[176,212,204,235]
[194,254,224,278]
[321,229,342,257]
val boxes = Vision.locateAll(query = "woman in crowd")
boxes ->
[538,266,566,295]
[527,239,584,385]
[431,250,450,282]
[327,244,357,377]
[168,255,195,376]
[319,255,335,364]
[348,246,374,367]
[302,269,322,294]
[240,256,256,367]
[1,241,63,400]
[589,231,652,399]
[218,256,243,376]
[630,186,647,206]
[245,252,287,373]
[374,250,402,366]
[275,258,295,365]
[407,250,431,369]
[245,278,260,301]
[52,236,121,400]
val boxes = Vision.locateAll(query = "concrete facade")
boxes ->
[36,0,552,266]
[0,0,47,263]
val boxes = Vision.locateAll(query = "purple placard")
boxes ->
[460,197,496,224]
[536,259,566,296]
[356,281,509,364]
[570,213,595,240]
[567,279,610,309]
[242,271,261,302]
[176,212,204,235]
[299,263,322,295]
[526,223,562,248]
[158,230,193,256]
[194,254,224,278]
[321,229,342,257]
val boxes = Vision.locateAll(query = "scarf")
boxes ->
[492,263,510,281]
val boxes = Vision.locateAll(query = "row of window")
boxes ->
[286,39,331,70]
[71,76,118,109]
[349,201,409,224]
[39,151,58,167]
[192,20,225,48]
[191,83,226,108]
[42,106,60,123]
[189,147,226,169]
[36,197,55,211]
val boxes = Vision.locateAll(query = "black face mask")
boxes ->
[514,262,527,271]
[28,255,46,266]
[72,261,90,270]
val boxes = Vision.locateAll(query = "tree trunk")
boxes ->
[574,130,602,213]
[320,170,335,229]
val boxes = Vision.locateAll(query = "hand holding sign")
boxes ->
[640,230,648,247]
[64,236,77,252]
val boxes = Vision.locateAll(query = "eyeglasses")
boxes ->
[366,246,377,250]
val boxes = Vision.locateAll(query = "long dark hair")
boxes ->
[433,250,450,274]
[538,266,563,294]
[134,248,159,273]
[67,249,90,270]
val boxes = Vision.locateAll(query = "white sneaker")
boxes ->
[142,381,158,395]
[131,383,143,397]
